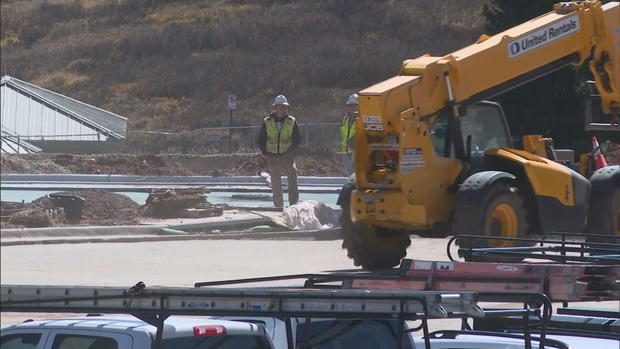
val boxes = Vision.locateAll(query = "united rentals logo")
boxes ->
[508,14,580,58]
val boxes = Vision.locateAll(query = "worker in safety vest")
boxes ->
[340,93,359,175]
[256,94,302,209]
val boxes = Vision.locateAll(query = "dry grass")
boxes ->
[1,0,491,151]
[34,71,90,89]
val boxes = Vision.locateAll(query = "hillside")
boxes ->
[1,0,489,146]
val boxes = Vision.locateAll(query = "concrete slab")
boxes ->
[0,209,341,246]
[1,210,268,239]
[1,228,341,246]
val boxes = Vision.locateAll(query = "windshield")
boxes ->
[460,103,511,154]
[295,319,413,349]
[429,103,510,158]
[162,335,271,349]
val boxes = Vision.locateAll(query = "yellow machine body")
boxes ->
[351,1,619,232]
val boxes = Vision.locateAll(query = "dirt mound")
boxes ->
[2,190,141,228]
[296,148,347,176]
[7,208,53,228]
[52,154,195,175]
[71,190,141,225]
[32,190,141,226]
[225,154,265,176]
[2,150,346,176]
[1,200,62,229]
[226,148,346,176]
[1,155,70,174]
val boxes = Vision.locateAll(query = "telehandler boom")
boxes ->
[339,1,620,269]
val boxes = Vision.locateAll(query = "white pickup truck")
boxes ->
[4,315,619,349]
[213,316,417,349]
[3,284,617,349]
[0,315,275,349]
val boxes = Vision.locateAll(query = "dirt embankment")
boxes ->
[1,190,141,229]
[2,145,617,177]
[0,149,345,228]
[1,148,347,176]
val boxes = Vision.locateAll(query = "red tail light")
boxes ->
[193,325,226,336]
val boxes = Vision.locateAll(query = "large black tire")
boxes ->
[586,187,620,244]
[454,181,531,262]
[340,195,411,270]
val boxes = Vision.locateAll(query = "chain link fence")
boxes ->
[2,123,344,154]
[125,122,342,154]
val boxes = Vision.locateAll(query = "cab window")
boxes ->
[460,103,511,154]
[51,334,117,349]
[1,333,42,349]
[296,319,414,349]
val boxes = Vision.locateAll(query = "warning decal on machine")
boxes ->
[402,148,423,161]
[400,161,425,174]
[508,14,579,59]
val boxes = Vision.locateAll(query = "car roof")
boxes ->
[415,333,619,349]
[2,315,266,338]
[545,334,619,349]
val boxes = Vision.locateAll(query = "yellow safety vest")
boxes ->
[265,115,296,154]
[340,114,356,154]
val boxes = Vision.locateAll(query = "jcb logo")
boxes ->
[363,123,384,132]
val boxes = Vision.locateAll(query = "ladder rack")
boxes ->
[1,282,552,349]
[0,283,483,320]
[450,233,620,264]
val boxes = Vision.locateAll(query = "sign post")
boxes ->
[227,94,236,153]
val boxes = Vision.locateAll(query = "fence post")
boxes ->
[304,123,309,147]
[229,110,233,154]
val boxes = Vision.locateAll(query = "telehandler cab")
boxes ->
[338,1,620,269]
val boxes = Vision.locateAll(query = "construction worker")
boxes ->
[257,94,302,209]
[340,93,359,175]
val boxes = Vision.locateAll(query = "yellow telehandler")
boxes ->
[338,1,620,269]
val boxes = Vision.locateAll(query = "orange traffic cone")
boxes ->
[592,136,608,169]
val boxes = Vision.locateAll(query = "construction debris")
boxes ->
[142,187,223,219]
[270,200,340,230]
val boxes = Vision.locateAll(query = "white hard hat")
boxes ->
[273,94,289,106]
[346,93,359,105]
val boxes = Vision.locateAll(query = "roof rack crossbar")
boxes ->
[448,234,620,264]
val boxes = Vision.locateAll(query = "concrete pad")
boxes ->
[1,210,273,239]
[1,228,342,246]
[0,207,341,246]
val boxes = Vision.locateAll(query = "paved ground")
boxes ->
[1,237,450,327]
[0,238,451,287]
[2,237,617,333]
